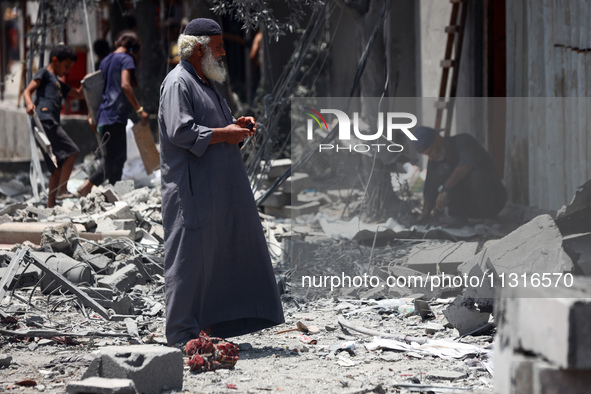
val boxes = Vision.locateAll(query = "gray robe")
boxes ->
[158,59,284,345]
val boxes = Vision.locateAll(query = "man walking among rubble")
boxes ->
[158,18,284,347]
[414,126,506,224]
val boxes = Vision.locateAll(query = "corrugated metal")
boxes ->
[506,0,591,211]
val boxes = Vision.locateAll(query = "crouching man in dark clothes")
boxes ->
[413,126,507,223]
[158,18,284,347]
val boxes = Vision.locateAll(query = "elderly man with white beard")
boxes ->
[158,18,284,347]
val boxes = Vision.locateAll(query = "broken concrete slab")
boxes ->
[82,345,183,394]
[458,215,574,277]
[66,377,137,394]
[495,277,591,370]
[405,241,478,274]
[98,264,146,293]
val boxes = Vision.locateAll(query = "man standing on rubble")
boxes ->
[158,18,284,346]
[414,126,507,224]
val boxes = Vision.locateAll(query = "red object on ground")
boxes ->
[185,331,240,372]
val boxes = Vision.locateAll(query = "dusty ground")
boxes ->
[0,292,493,393]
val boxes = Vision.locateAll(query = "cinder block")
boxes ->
[281,172,310,194]
[82,345,183,394]
[405,241,478,274]
[66,377,136,394]
[98,264,145,293]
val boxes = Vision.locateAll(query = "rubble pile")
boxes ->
[0,173,590,393]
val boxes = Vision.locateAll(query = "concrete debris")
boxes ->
[82,345,183,394]
[40,222,80,255]
[264,158,292,179]
[1,164,588,393]
[405,241,478,274]
[458,214,573,277]
[443,296,491,336]
[495,277,591,393]
[113,180,135,198]
[66,377,137,394]
[98,264,145,293]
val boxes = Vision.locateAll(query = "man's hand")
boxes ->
[210,123,252,145]
[435,190,449,210]
[234,116,256,137]
[140,110,149,125]
[26,102,36,116]
[87,116,98,134]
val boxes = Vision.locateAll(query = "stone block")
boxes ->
[82,345,183,394]
[458,215,573,277]
[101,204,135,221]
[113,180,135,198]
[265,201,320,218]
[281,172,310,194]
[405,241,478,274]
[66,377,137,394]
[86,254,114,275]
[102,186,120,203]
[98,264,145,293]
[265,158,291,179]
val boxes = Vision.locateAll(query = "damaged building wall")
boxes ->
[506,0,591,211]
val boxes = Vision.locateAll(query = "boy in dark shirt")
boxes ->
[23,45,85,208]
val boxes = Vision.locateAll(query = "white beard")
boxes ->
[202,46,227,83]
